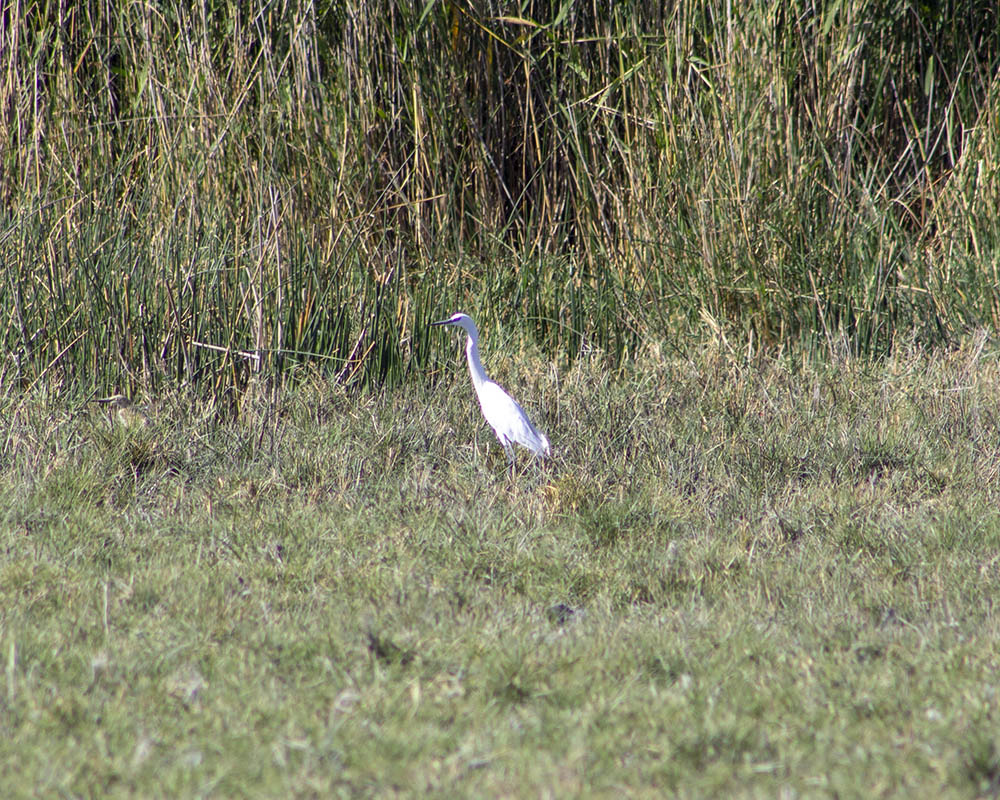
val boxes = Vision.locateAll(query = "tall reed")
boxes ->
[1,1,996,401]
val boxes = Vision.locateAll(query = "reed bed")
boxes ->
[1,1,997,402]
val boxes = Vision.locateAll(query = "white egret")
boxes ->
[431,313,550,461]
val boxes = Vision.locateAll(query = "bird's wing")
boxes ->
[477,380,549,455]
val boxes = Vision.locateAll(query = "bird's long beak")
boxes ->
[93,394,129,406]
[430,318,452,326]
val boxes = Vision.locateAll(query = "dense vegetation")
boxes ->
[2,0,998,399]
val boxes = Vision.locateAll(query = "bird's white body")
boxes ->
[432,313,550,460]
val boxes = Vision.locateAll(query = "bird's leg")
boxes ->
[502,439,516,476]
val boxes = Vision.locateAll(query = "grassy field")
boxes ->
[2,2,1000,796]
[3,337,1000,797]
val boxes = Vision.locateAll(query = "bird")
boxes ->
[431,313,550,462]
[93,394,152,429]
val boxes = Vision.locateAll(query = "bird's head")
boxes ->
[430,312,478,339]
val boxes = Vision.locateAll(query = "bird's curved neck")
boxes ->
[465,335,488,389]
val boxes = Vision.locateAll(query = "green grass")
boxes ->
[2,5,999,794]
[3,339,1000,797]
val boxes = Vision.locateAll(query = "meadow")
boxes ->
[4,340,1000,797]
[2,1,1000,796]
